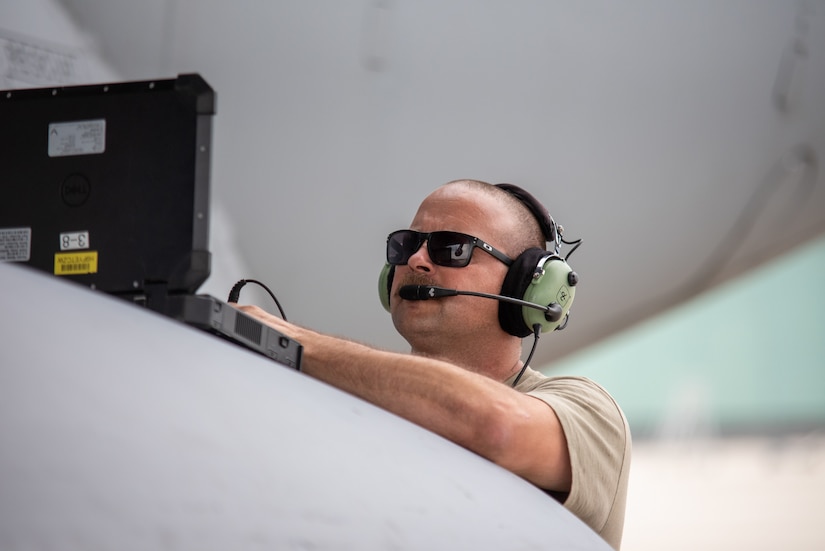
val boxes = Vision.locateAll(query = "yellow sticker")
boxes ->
[54,251,98,275]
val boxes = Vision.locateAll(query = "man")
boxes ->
[236,179,631,549]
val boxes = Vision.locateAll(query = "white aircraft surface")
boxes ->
[0,261,610,550]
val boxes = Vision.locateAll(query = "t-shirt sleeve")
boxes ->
[518,373,631,549]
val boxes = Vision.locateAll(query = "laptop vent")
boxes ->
[235,313,263,345]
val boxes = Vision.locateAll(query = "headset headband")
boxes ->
[494,183,560,254]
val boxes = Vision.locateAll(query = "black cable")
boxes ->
[512,323,542,387]
[561,236,583,261]
[227,278,288,321]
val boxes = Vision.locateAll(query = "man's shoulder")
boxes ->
[512,367,609,397]
[513,368,628,431]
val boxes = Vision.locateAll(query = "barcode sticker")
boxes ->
[54,251,98,275]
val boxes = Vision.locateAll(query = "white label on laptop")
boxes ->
[60,231,90,251]
[0,227,31,261]
[48,119,106,157]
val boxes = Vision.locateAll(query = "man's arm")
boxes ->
[235,304,572,492]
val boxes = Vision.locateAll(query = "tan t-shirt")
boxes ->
[506,367,631,550]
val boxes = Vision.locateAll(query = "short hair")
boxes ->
[443,179,546,256]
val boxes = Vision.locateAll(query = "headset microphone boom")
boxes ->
[398,284,564,326]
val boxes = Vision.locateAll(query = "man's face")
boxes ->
[390,185,516,354]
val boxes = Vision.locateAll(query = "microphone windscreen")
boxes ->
[399,285,428,300]
[399,285,461,300]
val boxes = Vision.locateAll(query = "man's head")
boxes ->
[452,180,548,257]
[384,180,552,361]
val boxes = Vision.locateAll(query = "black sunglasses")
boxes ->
[386,229,514,268]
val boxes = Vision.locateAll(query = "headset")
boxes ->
[378,183,579,337]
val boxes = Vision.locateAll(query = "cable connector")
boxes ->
[227,278,288,321]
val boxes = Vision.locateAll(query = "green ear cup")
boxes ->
[521,257,577,333]
[378,263,393,312]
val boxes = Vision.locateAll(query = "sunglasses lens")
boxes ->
[387,230,420,265]
[387,230,476,267]
[429,231,473,267]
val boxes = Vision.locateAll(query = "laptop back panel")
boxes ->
[0,74,214,298]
